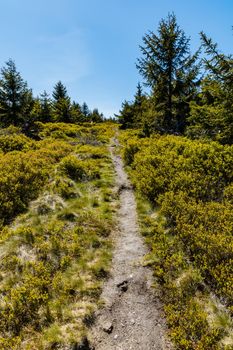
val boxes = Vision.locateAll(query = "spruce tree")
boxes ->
[81,102,90,119]
[133,83,147,127]
[137,13,200,133]
[117,83,147,129]
[52,81,68,101]
[52,81,72,122]
[117,100,135,129]
[187,32,233,144]
[200,31,233,88]
[0,59,33,127]
[70,102,84,123]
[91,108,103,123]
[39,91,52,123]
[134,83,144,106]
[53,97,72,123]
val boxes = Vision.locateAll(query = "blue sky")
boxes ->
[0,0,232,117]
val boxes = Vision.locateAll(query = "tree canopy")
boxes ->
[0,59,33,127]
[0,63,105,132]
[118,13,232,145]
[137,13,200,133]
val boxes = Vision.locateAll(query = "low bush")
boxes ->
[121,131,233,349]
[59,155,100,182]
[0,133,35,153]
[0,140,72,224]
[0,123,116,348]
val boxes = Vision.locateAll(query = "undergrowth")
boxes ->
[0,122,117,349]
[120,130,233,350]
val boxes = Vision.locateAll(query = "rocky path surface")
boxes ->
[89,140,173,350]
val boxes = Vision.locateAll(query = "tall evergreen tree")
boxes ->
[117,100,135,129]
[81,102,90,119]
[187,32,233,144]
[134,83,144,106]
[137,13,200,133]
[117,83,147,129]
[39,91,52,123]
[0,59,33,127]
[53,97,72,123]
[133,83,147,127]
[200,31,233,89]
[52,81,68,101]
[91,108,103,123]
[70,102,85,123]
[52,81,72,123]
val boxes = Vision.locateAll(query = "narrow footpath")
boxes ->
[89,139,173,350]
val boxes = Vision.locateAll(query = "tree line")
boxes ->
[117,13,233,145]
[0,59,105,133]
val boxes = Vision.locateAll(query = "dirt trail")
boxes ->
[89,140,173,350]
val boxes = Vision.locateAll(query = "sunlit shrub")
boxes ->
[36,122,84,139]
[121,131,233,349]
[0,133,35,153]
[59,155,100,181]
[129,135,233,202]
[0,140,72,223]
[76,144,109,159]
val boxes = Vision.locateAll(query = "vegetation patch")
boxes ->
[0,123,117,349]
[121,130,233,349]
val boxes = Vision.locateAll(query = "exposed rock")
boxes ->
[102,321,113,334]
[117,280,128,292]
[73,337,94,350]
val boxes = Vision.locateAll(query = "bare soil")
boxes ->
[89,141,173,350]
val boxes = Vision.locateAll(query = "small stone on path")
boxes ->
[102,321,113,334]
[117,280,128,292]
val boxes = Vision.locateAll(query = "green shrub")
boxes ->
[0,123,116,348]
[0,134,35,153]
[121,131,233,349]
[223,183,233,204]
[166,300,222,349]
[129,136,233,202]
[0,140,72,224]
[59,155,100,181]
[76,144,109,159]
[52,176,78,199]
[36,122,84,139]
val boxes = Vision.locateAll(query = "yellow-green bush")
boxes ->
[223,183,233,204]
[127,136,233,202]
[76,144,109,159]
[165,300,222,350]
[0,123,113,226]
[0,140,72,224]
[122,131,233,349]
[59,155,100,182]
[0,125,21,136]
[36,122,117,144]
[0,123,115,348]
[51,176,78,199]
[160,192,233,304]
[0,133,35,153]
[35,139,73,161]
[36,122,84,139]
[0,152,49,223]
